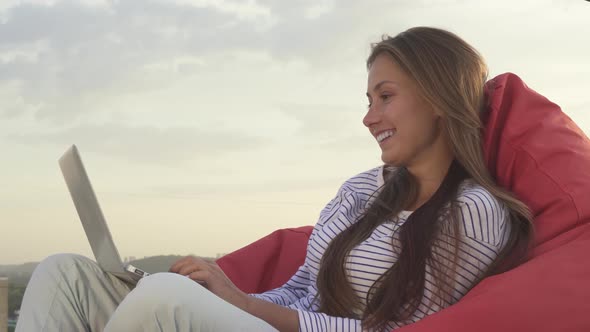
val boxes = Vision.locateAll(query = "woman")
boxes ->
[16,27,533,332]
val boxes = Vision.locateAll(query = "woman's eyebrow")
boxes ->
[367,80,399,95]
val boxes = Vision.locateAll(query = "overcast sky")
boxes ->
[1,0,588,264]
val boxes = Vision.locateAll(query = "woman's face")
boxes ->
[364,53,445,167]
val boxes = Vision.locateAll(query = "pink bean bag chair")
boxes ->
[217,73,590,332]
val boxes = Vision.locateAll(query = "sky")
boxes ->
[0,0,589,264]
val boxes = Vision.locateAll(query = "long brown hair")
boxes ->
[315,27,534,330]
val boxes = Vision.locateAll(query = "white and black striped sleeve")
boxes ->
[249,191,346,306]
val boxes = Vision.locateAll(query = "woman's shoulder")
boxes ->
[453,179,510,247]
[455,179,505,211]
[314,166,384,229]
[338,166,383,195]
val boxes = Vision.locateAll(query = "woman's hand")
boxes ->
[170,256,299,331]
[169,256,251,311]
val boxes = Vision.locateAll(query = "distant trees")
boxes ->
[8,284,25,318]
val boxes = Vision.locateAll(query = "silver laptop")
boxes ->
[59,144,149,284]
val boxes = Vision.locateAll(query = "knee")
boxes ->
[134,272,207,303]
[41,253,91,267]
[106,273,212,331]
[123,272,210,314]
[39,253,93,271]
[33,253,96,281]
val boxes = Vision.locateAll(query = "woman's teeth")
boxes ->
[377,130,395,143]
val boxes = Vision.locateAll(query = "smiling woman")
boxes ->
[15,27,533,332]
[312,28,533,331]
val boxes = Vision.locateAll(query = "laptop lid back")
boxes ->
[59,145,127,275]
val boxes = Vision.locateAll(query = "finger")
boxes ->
[169,256,194,273]
[209,262,223,273]
[188,270,211,284]
[178,257,212,276]
[204,260,223,271]
[178,262,207,276]
[169,257,187,273]
[206,260,219,268]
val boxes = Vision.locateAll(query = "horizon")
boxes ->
[1,0,590,264]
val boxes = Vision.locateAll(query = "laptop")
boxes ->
[59,144,149,284]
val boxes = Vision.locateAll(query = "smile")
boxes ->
[376,130,396,143]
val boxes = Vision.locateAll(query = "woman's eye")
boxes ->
[380,94,392,101]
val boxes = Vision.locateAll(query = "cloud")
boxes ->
[1,0,588,135]
[278,102,365,139]
[166,0,272,20]
[0,0,268,121]
[5,122,266,164]
[0,1,437,124]
[145,175,342,200]
[0,0,349,123]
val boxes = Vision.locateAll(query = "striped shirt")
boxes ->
[251,166,511,331]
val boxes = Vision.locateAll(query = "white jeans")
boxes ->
[15,253,278,331]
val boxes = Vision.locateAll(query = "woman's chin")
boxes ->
[381,153,405,167]
[381,153,401,166]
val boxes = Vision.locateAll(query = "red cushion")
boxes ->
[482,73,590,255]
[397,226,590,332]
[217,226,312,294]
[217,73,590,331]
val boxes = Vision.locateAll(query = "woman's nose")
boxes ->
[363,106,380,128]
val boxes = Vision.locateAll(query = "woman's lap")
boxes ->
[106,272,277,331]
[16,253,276,332]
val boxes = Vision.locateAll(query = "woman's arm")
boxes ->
[249,193,343,306]
[248,262,312,306]
[244,296,300,332]
[169,192,345,330]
